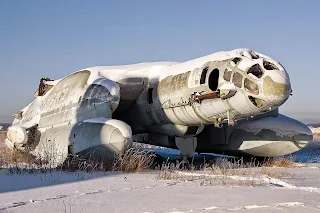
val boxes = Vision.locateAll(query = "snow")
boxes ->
[52,48,289,91]
[1,165,320,212]
[176,170,320,194]
[45,80,61,86]
[0,170,109,193]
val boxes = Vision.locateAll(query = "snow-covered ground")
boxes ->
[1,165,320,213]
[1,136,320,212]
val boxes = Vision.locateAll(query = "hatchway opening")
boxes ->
[208,69,219,91]
[147,88,153,104]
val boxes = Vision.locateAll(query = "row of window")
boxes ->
[223,69,259,95]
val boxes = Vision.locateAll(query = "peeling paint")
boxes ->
[263,76,288,96]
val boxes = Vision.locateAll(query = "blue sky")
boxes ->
[0,1,319,123]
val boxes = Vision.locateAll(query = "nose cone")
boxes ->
[262,61,292,107]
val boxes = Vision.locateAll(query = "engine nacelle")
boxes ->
[71,118,133,159]
[6,125,28,150]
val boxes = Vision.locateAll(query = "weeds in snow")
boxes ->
[1,131,155,174]
[156,157,292,186]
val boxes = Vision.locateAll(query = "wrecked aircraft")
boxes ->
[5,49,313,163]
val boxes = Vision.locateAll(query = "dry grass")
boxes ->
[263,157,295,167]
[1,128,319,182]
[2,149,156,174]
[156,157,292,186]
[314,134,320,141]
[311,127,320,134]
[113,148,156,172]
[311,127,320,141]
[1,132,156,173]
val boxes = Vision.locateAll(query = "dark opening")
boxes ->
[248,96,257,106]
[248,96,265,107]
[208,69,219,91]
[263,61,279,70]
[232,57,242,65]
[232,72,243,88]
[247,64,263,78]
[200,67,209,85]
[147,88,153,104]
[185,126,199,135]
[68,145,73,155]
[250,51,259,59]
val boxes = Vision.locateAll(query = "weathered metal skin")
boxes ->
[6,48,309,160]
[7,71,130,164]
[124,55,291,137]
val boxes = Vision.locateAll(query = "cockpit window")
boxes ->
[223,69,232,82]
[232,72,243,88]
[263,61,279,70]
[200,67,209,85]
[244,78,259,95]
[247,64,263,78]
[231,57,242,65]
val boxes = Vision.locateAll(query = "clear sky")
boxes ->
[0,1,319,123]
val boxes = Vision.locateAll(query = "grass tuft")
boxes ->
[263,157,295,167]
[1,131,156,174]
[113,148,156,172]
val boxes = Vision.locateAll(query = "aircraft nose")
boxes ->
[262,63,291,108]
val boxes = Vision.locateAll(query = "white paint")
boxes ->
[83,117,132,138]
[266,69,290,85]
[88,78,120,97]
[218,82,236,90]
[237,57,262,72]
[57,48,289,92]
